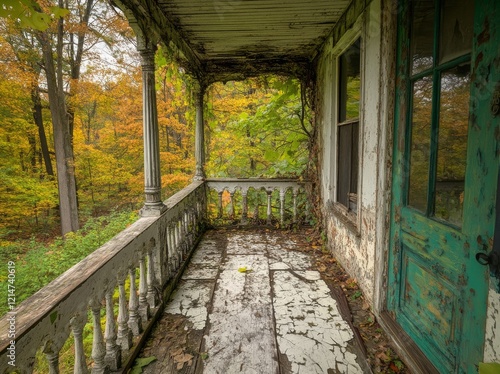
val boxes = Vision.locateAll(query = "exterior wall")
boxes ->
[315,0,500,366]
[316,0,384,303]
[485,284,500,362]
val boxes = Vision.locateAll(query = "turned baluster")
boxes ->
[266,190,273,225]
[104,289,121,370]
[229,191,235,219]
[139,253,150,323]
[293,188,298,224]
[305,199,311,223]
[71,314,89,374]
[167,223,175,275]
[43,341,60,374]
[175,219,181,262]
[253,191,259,221]
[46,352,59,374]
[241,189,248,224]
[91,301,107,374]
[280,188,286,227]
[217,190,223,218]
[45,352,59,374]
[181,211,188,255]
[185,210,193,250]
[116,278,132,351]
[128,268,142,336]
[146,245,158,308]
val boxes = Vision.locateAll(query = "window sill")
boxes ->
[327,200,360,237]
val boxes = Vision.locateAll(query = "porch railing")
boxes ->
[0,178,307,373]
[206,178,309,227]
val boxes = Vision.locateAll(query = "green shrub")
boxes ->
[0,209,137,316]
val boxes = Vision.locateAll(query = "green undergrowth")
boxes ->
[0,209,138,316]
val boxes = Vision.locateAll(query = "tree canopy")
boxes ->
[0,3,312,241]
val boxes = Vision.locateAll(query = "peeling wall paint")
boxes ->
[484,284,500,362]
[316,0,384,303]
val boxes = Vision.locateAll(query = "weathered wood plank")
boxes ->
[200,253,279,373]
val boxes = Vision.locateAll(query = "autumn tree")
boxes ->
[206,77,311,177]
[0,34,58,233]
[1,0,136,235]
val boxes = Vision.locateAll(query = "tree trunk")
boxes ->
[67,0,94,144]
[27,132,36,172]
[38,30,79,235]
[31,87,54,176]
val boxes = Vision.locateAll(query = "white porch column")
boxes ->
[139,42,165,216]
[194,84,206,180]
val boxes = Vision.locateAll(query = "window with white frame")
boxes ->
[336,38,361,214]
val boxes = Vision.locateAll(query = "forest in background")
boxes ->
[0,0,311,254]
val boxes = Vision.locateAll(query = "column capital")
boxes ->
[193,80,207,99]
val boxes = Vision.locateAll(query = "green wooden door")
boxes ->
[388,0,499,372]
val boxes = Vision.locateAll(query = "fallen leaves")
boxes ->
[171,348,194,370]
[238,266,252,273]
[130,356,157,374]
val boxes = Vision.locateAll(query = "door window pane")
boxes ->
[411,0,435,75]
[439,0,474,64]
[408,76,433,212]
[338,39,361,122]
[435,64,470,225]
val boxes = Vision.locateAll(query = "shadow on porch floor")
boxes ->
[132,228,396,374]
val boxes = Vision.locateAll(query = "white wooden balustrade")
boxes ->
[206,178,309,226]
[0,181,206,373]
[0,178,307,373]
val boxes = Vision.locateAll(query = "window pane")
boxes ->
[435,64,470,226]
[337,122,359,211]
[338,39,361,122]
[337,124,353,208]
[350,122,359,196]
[408,76,433,212]
[411,0,435,75]
[439,0,474,64]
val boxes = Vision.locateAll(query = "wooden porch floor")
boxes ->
[133,228,371,373]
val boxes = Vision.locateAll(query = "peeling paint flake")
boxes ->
[165,280,215,330]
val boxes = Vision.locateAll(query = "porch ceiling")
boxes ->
[116,0,350,83]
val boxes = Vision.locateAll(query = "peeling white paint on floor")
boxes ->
[156,230,367,373]
[164,280,215,330]
[202,253,279,374]
[268,247,312,270]
[164,236,222,330]
[273,270,363,373]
